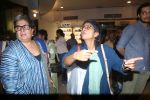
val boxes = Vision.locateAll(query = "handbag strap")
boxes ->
[101,44,113,95]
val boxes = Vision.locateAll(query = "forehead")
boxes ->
[83,22,93,26]
[16,19,29,25]
[141,6,150,11]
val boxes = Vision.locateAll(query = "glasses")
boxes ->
[82,25,93,30]
[15,25,31,32]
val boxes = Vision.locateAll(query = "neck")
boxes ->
[22,40,34,46]
[85,40,95,50]
[143,23,150,28]
[140,20,150,28]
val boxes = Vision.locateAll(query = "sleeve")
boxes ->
[116,25,135,49]
[0,45,19,94]
[62,45,77,68]
[104,45,126,74]
[36,39,48,53]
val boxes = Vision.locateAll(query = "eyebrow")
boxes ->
[15,25,30,27]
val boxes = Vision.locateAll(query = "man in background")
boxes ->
[117,2,150,94]
[66,33,77,50]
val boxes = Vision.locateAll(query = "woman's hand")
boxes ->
[123,57,143,70]
[73,50,97,61]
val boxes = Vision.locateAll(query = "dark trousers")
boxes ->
[58,53,67,84]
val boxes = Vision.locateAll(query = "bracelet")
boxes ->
[122,60,126,70]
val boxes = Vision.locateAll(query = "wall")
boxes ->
[39,6,138,40]
[0,1,28,40]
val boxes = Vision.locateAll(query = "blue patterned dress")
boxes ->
[0,39,50,94]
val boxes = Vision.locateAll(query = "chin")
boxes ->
[140,19,150,23]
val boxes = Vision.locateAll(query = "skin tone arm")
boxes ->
[117,48,125,56]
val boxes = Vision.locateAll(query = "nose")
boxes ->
[82,27,87,32]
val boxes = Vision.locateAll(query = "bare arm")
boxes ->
[64,52,76,66]
[117,48,125,57]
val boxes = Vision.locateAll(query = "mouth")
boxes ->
[20,34,26,37]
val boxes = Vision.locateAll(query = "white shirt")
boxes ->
[55,37,68,54]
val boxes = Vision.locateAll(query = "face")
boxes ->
[15,19,34,42]
[38,34,43,39]
[81,23,99,41]
[139,6,150,23]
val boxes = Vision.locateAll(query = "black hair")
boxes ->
[38,29,48,41]
[137,2,150,15]
[82,19,101,33]
[70,33,75,38]
[14,14,35,28]
[56,29,65,37]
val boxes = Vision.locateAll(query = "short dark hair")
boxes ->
[71,33,75,38]
[14,14,35,28]
[137,2,150,15]
[82,19,100,33]
[38,29,48,40]
[56,29,65,37]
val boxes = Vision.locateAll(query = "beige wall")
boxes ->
[39,6,138,40]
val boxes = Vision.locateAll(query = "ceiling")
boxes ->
[9,0,56,15]
[9,0,150,14]
[52,0,150,11]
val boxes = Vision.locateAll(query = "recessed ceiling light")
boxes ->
[126,0,132,4]
[33,13,37,18]
[60,6,64,9]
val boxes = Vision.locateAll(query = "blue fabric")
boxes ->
[62,43,124,94]
[117,21,150,71]
[0,39,50,94]
[35,36,48,53]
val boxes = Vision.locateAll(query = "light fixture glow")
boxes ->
[33,13,37,18]
[126,0,132,4]
[32,9,39,14]
[60,6,64,9]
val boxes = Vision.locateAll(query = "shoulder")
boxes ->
[101,44,114,51]
[35,38,45,44]
[64,45,78,57]
[56,37,65,43]
[99,44,116,56]
[2,40,19,56]
[5,40,19,49]
[60,37,66,41]
[123,22,138,33]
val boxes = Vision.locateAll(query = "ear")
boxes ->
[137,14,140,18]
[94,32,99,38]
[31,28,35,35]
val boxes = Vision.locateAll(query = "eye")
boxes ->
[82,25,92,30]
[141,11,150,15]
[23,25,30,29]
[15,26,21,31]
[14,25,30,31]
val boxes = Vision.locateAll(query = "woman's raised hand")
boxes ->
[73,50,97,61]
